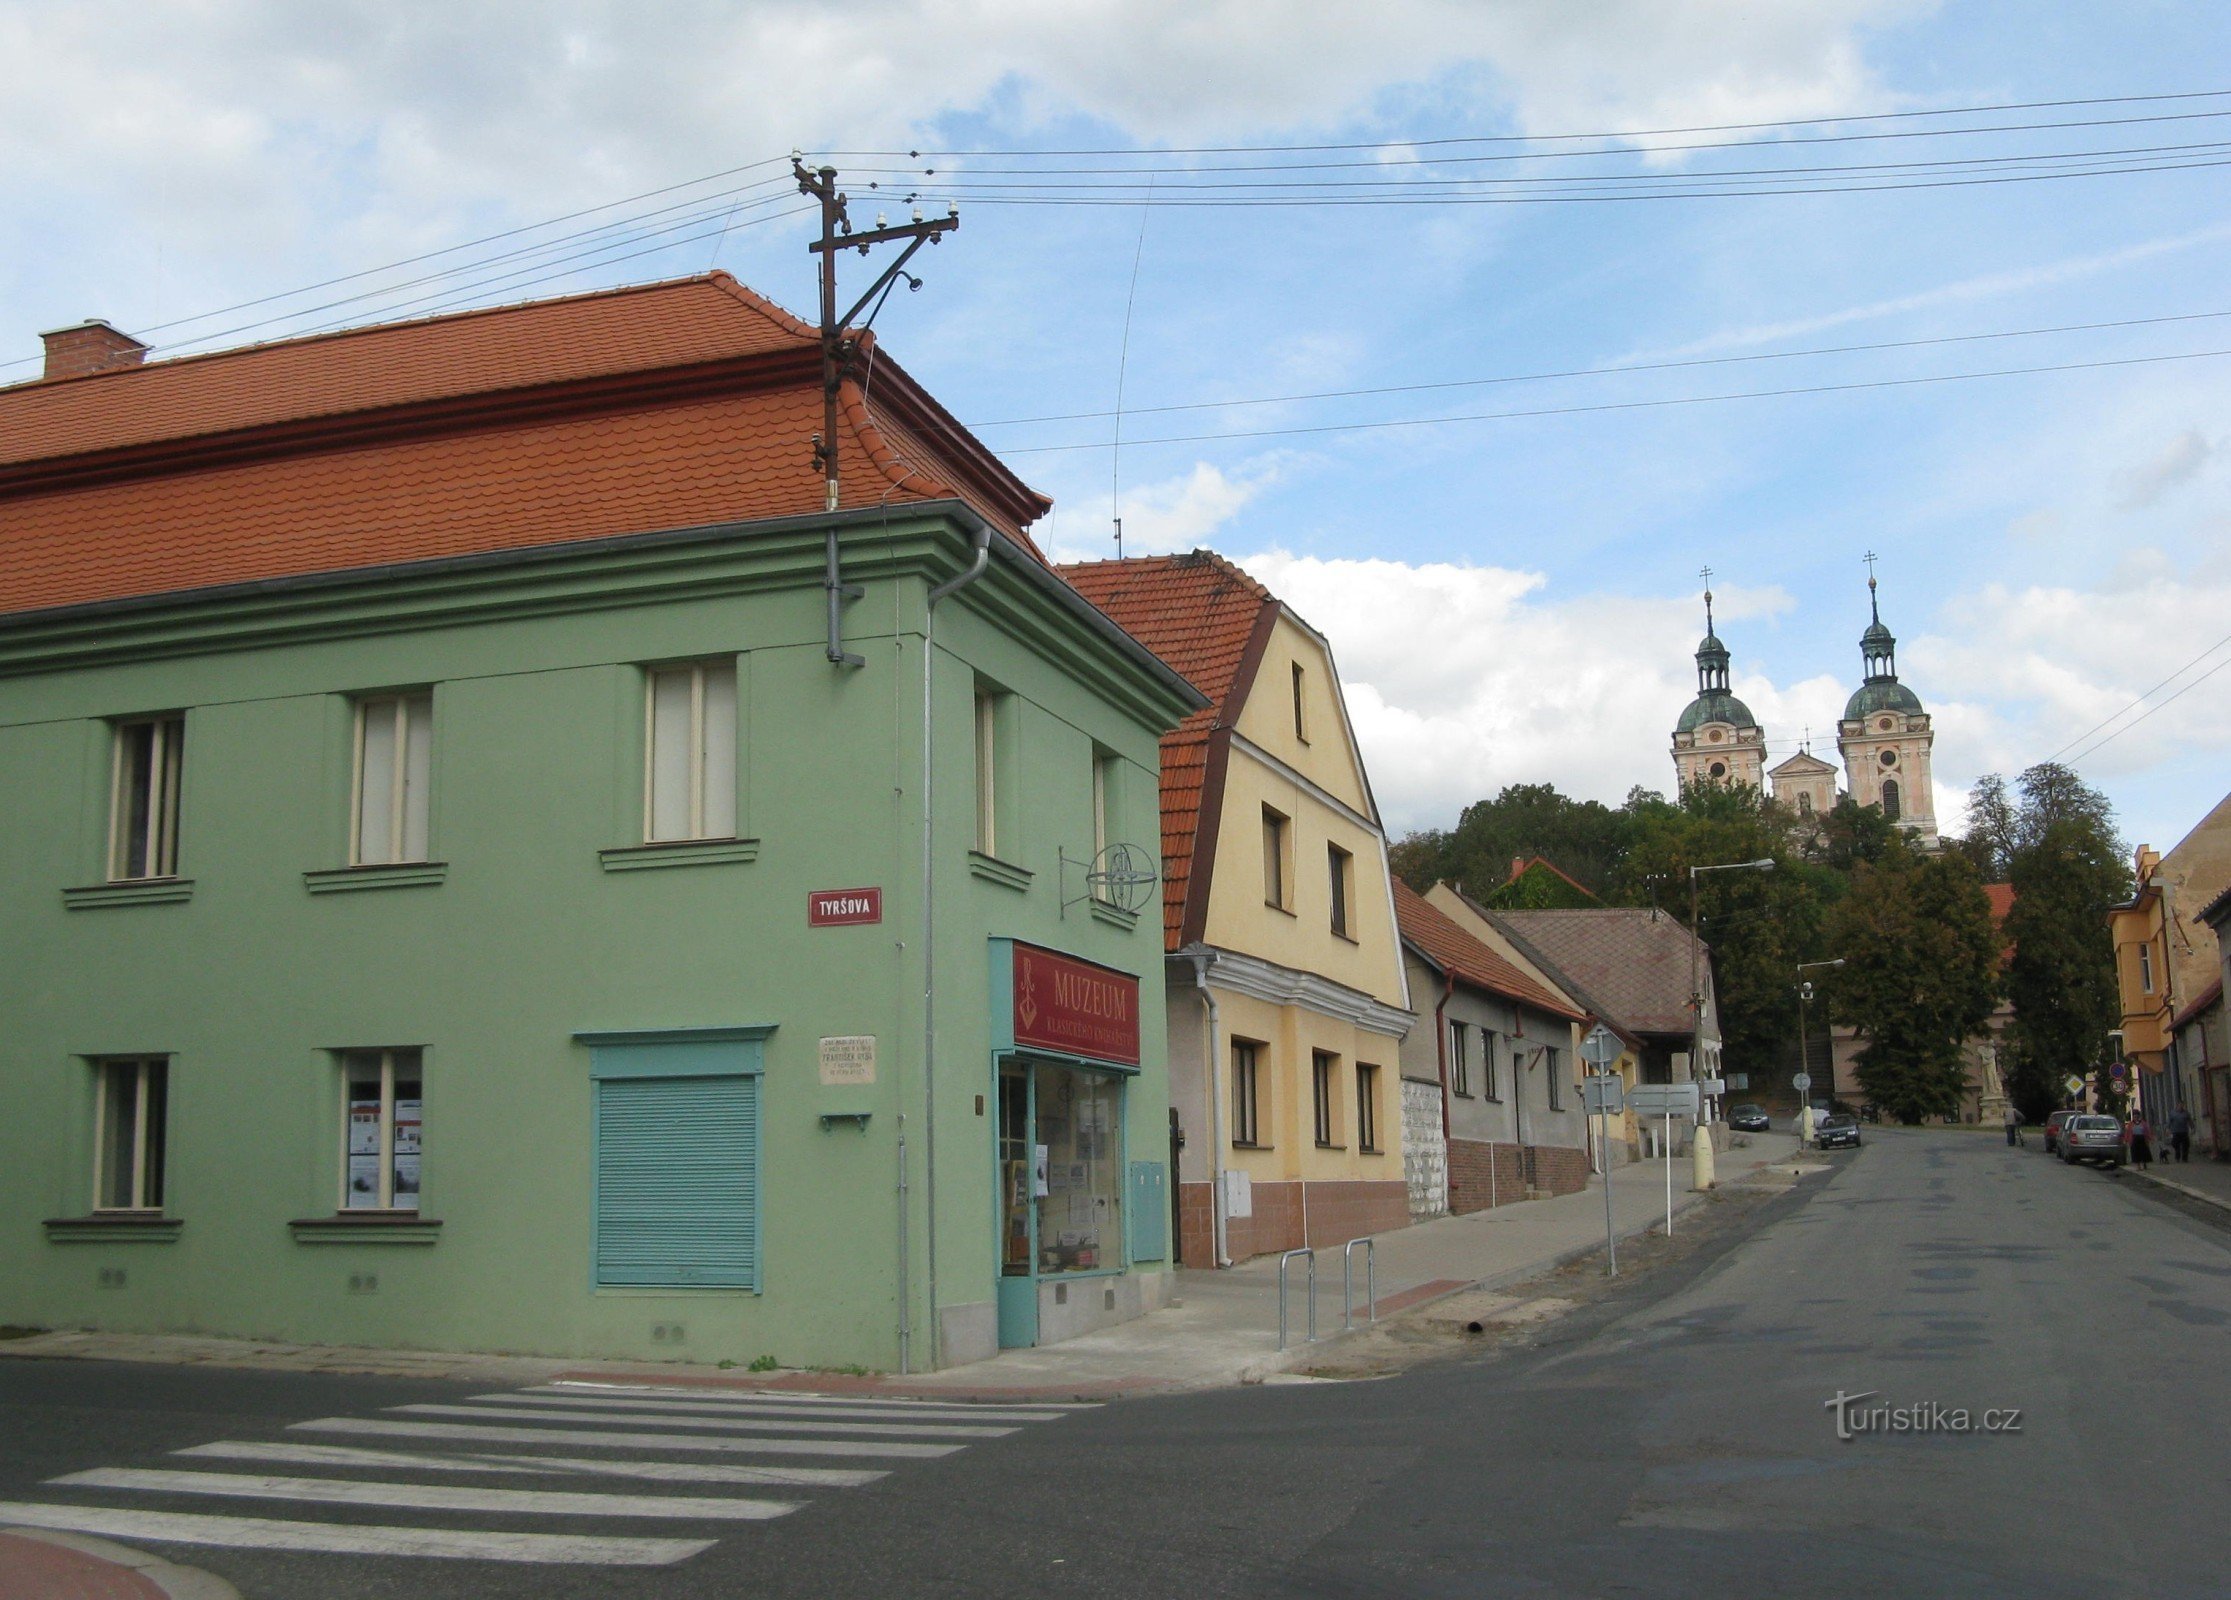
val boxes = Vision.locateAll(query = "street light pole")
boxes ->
[1688,858,1776,1116]
[1793,959,1843,1144]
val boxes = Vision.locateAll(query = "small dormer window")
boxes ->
[1708,761,1727,778]
[1878,717,1894,731]
[1707,729,1723,743]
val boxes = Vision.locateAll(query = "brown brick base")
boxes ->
[1447,1138,1590,1213]
[1174,1178,1411,1265]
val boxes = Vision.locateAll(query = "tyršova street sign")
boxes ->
[1584,1076,1625,1115]
[1628,1083,1701,1117]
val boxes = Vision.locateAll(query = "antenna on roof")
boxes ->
[1110,174,1155,560]
[794,157,959,669]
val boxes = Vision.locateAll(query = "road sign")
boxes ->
[2110,1060,2129,1082]
[1699,1078,1726,1096]
[1629,1083,1701,1117]
[1584,1076,1625,1115]
[1791,1072,1813,1092]
[2064,1074,2086,1098]
[1580,1025,1621,1067]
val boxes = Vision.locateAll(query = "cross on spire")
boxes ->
[1700,565,1715,632]
[1863,550,1880,620]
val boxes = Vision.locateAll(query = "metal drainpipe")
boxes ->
[1193,952,1230,1266]
[1432,974,1454,1213]
[914,520,992,1373]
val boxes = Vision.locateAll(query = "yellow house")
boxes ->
[2108,793,2231,1125]
[1061,553,1412,1265]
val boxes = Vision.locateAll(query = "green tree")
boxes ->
[1612,783,1832,1080]
[1827,850,2002,1123]
[1955,771,2019,880]
[2003,809,2130,1119]
[1417,782,1633,899]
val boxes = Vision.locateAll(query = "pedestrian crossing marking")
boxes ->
[52,1467,798,1522]
[176,1439,886,1487]
[10,1382,1081,1570]
[388,1401,1017,1438]
[535,1380,1095,1412]
[476,1390,1073,1424]
[299,1415,967,1457]
[0,1502,711,1566]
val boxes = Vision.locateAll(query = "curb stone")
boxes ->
[0,1529,241,1600]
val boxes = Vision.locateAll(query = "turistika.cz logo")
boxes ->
[1824,1390,2023,1442]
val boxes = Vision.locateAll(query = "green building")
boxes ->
[0,278,1202,1371]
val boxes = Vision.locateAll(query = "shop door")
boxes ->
[995,1064,1037,1348]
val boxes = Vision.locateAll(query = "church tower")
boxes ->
[1835,560,1937,845]
[1670,578,1766,793]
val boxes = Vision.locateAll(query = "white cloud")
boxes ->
[1040,457,1283,564]
[0,0,1922,340]
[1211,551,2231,844]
[2115,428,2216,511]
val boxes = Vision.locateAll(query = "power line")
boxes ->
[928,152,2231,208]
[969,307,2231,429]
[831,87,2231,158]
[995,344,2231,456]
[2055,627,2231,764]
[2065,653,2231,767]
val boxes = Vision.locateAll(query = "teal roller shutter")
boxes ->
[595,1075,759,1289]
[1128,1160,1167,1262]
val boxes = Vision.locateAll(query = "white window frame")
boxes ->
[644,660,737,843]
[341,1049,423,1213]
[1450,1020,1470,1097]
[350,691,433,866]
[1090,748,1117,898]
[108,715,184,881]
[2139,942,2155,994]
[973,687,1001,856]
[91,1057,168,1213]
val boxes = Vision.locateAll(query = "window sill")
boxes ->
[968,851,1033,892]
[1088,897,1140,932]
[1264,900,1296,918]
[62,879,194,910]
[44,1213,182,1243]
[1331,929,1359,945]
[1231,1140,1271,1151]
[304,862,448,894]
[600,838,760,873]
[289,1214,443,1245]
[1315,1142,1347,1152]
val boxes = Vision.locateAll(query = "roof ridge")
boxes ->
[1,272,802,399]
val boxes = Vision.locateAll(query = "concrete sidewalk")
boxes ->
[0,1529,237,1600]
[1,1133,1801,1404]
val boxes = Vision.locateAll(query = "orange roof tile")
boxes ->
[0,274,1049,618]
[1058,552,1278,951]
[1395,879,1584,1021]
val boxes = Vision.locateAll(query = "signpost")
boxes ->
[1580,1026,1624,1276]
[2063,1073,2086,1102]
[1628,1083,1700,1237]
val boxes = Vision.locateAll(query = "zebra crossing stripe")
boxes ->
[0,1502,710,1566]
[389,1402,1014,1439]
[465,1391,1069,1425]
[52,1468,796,1522]
[540,1381,1096,1411]
[297,1416,962,1458]
[176,1440,886,1487]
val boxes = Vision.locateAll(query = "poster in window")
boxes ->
[346,1096,381,1208]
[391,1097,422,1207]
[1032,1144,1050,1198]
[392,1097,422,1155]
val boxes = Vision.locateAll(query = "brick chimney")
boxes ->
[41,320,149,381]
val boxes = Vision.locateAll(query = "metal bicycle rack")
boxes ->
[1342,1236,1376,1332]
[1277,1247,1316,1349]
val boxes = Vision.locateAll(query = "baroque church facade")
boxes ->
[1669,574,1939,847]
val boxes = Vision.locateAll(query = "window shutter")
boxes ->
[595,1076,759,1288]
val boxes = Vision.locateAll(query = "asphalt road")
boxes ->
[3,1129,2226,1599]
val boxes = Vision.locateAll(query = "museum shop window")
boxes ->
[1000,1059,1125,1278]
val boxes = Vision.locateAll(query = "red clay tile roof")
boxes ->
[1984,882,2016,923]
[1057,552,1277,950]
[1395,879,1583,1021]
[0,273,1049,617]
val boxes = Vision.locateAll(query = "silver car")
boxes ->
[2059,1114,2123,1167]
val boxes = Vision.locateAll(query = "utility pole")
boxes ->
[793,157,958,667]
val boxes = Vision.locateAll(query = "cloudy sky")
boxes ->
[5,0,2228,850]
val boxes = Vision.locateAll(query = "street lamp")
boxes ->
[1689,858,1776,1119]
[1796,958,1845,1142]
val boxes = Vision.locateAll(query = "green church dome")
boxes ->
[1844,678,1923,720]
[1677,690,1759,734]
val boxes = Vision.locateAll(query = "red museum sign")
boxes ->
[808,887,883,926]
[1012,943,1140,1067]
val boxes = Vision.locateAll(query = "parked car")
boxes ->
[2060,1114,2124,1167]
[2043,1109,2078,1154]
[1728,1103,1770,1132]
[1816,1112,1862,1150]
